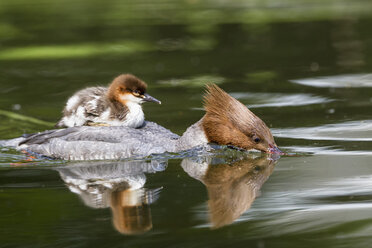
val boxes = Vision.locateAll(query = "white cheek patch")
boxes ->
[120,93,143,104]
[121,101,145,128]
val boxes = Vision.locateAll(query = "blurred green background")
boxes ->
[1,0,372,137]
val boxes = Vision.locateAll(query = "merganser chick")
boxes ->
[1,84,282,160]
[55,74,161,128]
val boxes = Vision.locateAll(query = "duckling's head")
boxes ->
[202,84,281,154]
[108,74,161,105]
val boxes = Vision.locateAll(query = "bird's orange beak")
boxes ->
[268,144,284,155]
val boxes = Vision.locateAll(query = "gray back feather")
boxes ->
[18,122,180,160]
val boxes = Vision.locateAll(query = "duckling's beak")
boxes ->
[268,144,283,155]
[142,93,161,104]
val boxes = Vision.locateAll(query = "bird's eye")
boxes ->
[254,137,260,143]
[132,90,140,96]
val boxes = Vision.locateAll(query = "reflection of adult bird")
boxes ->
[110,187,161,235]
[182,154,278,228]
[56,160,165,235]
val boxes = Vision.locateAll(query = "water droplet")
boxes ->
[310,62,319,71]
[328,108,335,114]
[12,104,21,111]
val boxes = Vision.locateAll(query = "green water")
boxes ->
[1,0,372,247]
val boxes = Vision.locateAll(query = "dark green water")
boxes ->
[1,0,372,247]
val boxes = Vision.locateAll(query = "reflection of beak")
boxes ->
[142,93,161,104]
[268,144,284,155]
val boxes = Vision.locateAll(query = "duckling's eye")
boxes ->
[132,90,140,96]
[254,137,261,143]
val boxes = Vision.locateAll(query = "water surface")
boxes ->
[1,0,372,247]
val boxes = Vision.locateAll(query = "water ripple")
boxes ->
[273,120,372,141]
[225,153,372,237]
[229,92,332,108]
[157,75,224,88]
[282,146,372,156]
[291,73,372,88]
[300,175,372,197]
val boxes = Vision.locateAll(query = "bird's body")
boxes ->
[16,121,183,160]
[1,84,281,160]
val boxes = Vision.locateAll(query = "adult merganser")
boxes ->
[0,84,282,160]
[55,74,161,128]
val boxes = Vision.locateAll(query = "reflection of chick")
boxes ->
[182,155,277,229]
[56,160,164,235]
[110,189,153,235]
